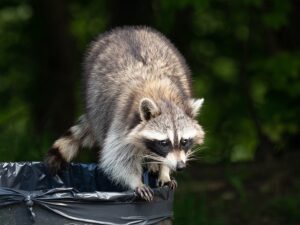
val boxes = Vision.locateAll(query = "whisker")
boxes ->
[186,152,198,158]
[143,158,164,163]
[143,154,165,162]
[186,156,202,160]
[186,158,199,162]
[143,154,164,159]
[186,150,204,161]
[189,148,203,154]
[192,145,207,151]
[187,147,206,157]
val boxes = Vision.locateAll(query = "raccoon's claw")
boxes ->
[135,185,154,201]
[44,147,68,175]
[158,180,164,187]
[166,179,177,190]
[158,178,177,190]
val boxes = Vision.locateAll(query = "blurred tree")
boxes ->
[107,0,155,27]
[28,0,76,136]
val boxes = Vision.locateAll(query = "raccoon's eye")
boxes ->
[180,138,193,151]
[159,140,169,147]
[180,138,189,147]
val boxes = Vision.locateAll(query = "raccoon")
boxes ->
[45,26,205,201]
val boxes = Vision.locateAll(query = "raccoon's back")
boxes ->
[84,26,191,142]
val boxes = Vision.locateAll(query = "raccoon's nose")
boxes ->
[176,161,186,171]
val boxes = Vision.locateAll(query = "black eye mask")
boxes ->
[144,139,172,157]
[180,138,193,152]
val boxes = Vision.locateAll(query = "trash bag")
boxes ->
[0,162,173,225]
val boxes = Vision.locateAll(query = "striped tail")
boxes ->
[45,115,96,174]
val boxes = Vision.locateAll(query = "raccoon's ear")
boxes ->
[139,98,160,121]
[186,98,204,118]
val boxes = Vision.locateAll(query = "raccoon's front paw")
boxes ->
[157,173,171,187]
[166,178,177,190]
[135,184,154,201]
[44,147,68,175]
[158,177,177,190]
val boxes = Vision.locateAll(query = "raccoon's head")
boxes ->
[128,97,205,171]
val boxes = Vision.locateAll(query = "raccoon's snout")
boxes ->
[176,161,186,171]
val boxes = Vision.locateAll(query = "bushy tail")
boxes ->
[45,115,96,174]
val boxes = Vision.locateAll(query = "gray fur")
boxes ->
[84,26,192,144]
[46,26,205,190]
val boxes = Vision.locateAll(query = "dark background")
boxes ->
[0,0,299,224]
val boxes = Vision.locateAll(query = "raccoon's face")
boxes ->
[128,98,205,171]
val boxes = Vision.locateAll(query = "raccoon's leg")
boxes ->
[45,115,96,174]
[158,165,177,189]
[147,163,160,173]
[101,151,154,201]
[100,133,154,201]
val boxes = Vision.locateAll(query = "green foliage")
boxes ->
[173,165,300,225]
[267,192,300,224]
[69,1,108,51]
[174,193,222,225]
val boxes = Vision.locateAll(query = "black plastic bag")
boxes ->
[0,162,173,225]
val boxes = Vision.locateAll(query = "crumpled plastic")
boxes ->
[0,162,173,225]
